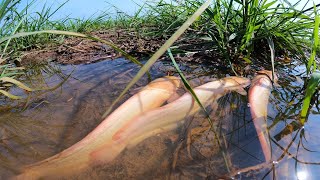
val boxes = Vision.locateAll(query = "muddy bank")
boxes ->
[20,29,165,65]
[20,29,236,69]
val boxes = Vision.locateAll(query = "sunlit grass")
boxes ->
[140,0,318,70]
[0,0,141,99]
[307,13,319,74]
[300,71,320,124]
[300,9,320,124]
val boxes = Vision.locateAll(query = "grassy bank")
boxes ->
[0,0,319,100]
[1,1,319,60]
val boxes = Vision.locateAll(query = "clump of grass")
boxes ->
[0,0,124,99]
[0,0,33,99]
[140,0,319,72]
[0,0,319,100]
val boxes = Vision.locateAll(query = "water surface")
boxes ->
[0,58,319,179]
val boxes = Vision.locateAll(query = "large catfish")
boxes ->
[113,77,251,148]
[16,76,181,179]
[249,70,278,162]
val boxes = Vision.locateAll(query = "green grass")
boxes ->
[0,0,144,99]
[300,10,320,124]
[307,13,320,74]
[142,0,318,69]
[300,71,320,124]
[1,0,318,67]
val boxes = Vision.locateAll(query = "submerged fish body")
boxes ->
[249,70,278,162]
[16,76,181,179]
[16,76,250,179]
[113,76,251,148]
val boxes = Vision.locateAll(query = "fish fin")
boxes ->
[235,87,247,96]
[273,81,281,87]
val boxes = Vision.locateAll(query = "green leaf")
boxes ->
[167,48,213,124]
[307,15,319,74]
[300,71,320,124]
[167,47,231,173]
[262,1,277,10]
[242,57,252,63]
[266,37,276,81]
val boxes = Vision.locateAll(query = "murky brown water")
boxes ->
[0,59,319,179]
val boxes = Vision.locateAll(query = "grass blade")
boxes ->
[167,47,231,173]
[266,37,276,81]
[167,48,212,124]
[0,89,22,99]
[307,14,319,74]
[300,71,320,124]
[0,14,27,60]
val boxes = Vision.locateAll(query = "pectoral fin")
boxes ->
[235,87,247,96]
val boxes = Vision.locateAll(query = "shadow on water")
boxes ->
[0,58,319,179]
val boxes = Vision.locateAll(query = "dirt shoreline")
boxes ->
[20,29,167,65]
[19,28,288,78]
[20,29,233,68]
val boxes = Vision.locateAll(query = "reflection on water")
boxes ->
[0,59,319,179]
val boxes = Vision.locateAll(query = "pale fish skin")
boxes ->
[112,76,251,150]
[16,76,181,180]
[248,70,278,162]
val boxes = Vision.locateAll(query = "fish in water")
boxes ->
[248,70,278,162]
[16,76,181,179]
[16,76,250,179]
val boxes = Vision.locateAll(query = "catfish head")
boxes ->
[220,76,251,96]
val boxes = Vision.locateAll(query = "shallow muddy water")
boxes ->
[0,58,319,179]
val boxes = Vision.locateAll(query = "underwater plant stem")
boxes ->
[167,48,231,172]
